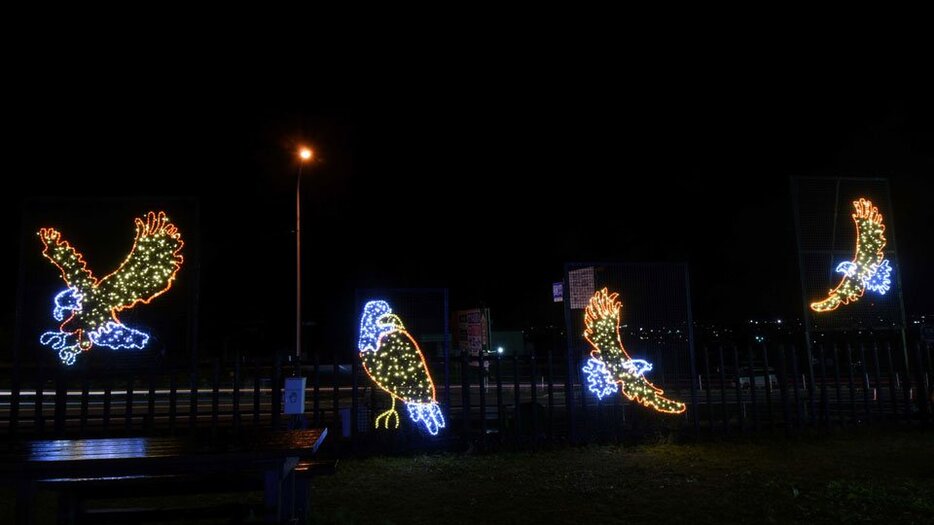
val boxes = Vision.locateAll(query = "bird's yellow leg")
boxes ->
[374,397,400,429]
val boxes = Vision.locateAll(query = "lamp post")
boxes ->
[285,147,313,430]
[296,147,312,370]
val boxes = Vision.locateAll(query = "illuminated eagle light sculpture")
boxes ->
[357,300,445,435]
[38,211,184,365]
[811,198,893,313]
[580,288,686,414]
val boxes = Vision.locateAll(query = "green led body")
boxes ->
[361,330,434,404]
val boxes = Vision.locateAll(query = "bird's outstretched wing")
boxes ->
[811,199,886,312]
[38,228,97,290]
[584,288,632,362]
[98,211,184,312]
[851,198,886,280]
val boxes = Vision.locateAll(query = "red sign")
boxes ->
[454,308,490,366]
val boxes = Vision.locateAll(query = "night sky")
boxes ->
[2,71,932,356]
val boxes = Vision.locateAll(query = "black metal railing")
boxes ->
[1,337,930,447]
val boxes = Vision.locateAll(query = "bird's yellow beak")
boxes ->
[376,313,405,331]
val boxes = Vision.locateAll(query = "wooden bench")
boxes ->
[0,428,329,525]
[40,459,338,524]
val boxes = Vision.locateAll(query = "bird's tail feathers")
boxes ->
[89,322,149,349]
[866,259,892,295]
[811,292,845,312]
[406,401,446,435]
[621,379,686,414]
[582,357,618,399]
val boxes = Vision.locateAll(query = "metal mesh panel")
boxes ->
[16,199,199,370]
[563,263,695,389]
[353,288,451,428]
[792,177,905,331]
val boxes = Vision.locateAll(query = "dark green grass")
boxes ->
[310,430,934,524]
[2,429,932,524]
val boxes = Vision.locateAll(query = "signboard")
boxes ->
[568,266,595,309]
[553,282,564,302]
[454,308,489,366]
[284,377,306,415]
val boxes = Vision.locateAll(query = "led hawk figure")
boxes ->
[810,198,893,313]
[357,300,445,435]
[38,211,184,365]
[580,288,686,414]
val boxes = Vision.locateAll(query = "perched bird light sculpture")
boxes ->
[357,300,446,435]
[810,198,892,313]
[38,211,184,365]
[580,288,686,414]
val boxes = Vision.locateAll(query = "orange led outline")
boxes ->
[363,327,439,405]
[38,228,97,288]
[584,287,686,414]
[38,211,184,351]
[810,198,886,313]
[102,211,185,315]
[359,310,440,431]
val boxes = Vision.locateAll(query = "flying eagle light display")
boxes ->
[810,198,892,313]
[38,211,184,365]
[580,288,686,414]
[357,300,445,435]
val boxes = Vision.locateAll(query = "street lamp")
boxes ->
[296,147,313,367]
[285,147,314,429]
